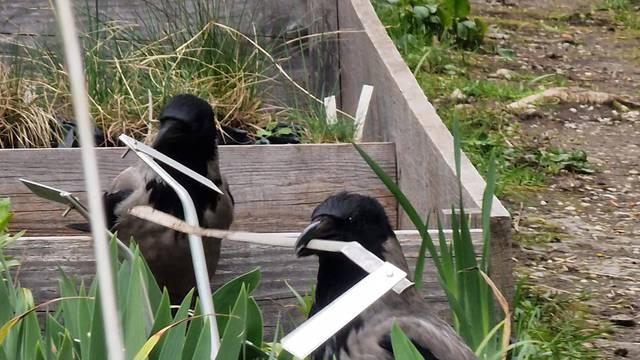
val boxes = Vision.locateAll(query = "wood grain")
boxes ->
[5,231,483,335]
[0,143,397,235]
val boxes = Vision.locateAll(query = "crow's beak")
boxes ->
[295,216,337,257]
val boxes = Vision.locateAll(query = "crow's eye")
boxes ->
[347,216,353,223]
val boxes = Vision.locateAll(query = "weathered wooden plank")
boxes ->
[5,231,483,335]
[337,0,513,297]
[0,143,397,235]
[0,0,312,38]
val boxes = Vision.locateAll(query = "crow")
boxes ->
[295,192,477,360]
[105,94,234,303]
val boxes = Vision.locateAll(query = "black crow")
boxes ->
[105,94,234,303]
[295,192,477,360]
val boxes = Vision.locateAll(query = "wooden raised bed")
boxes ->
[0,0,512,334]
[2,144,480,333]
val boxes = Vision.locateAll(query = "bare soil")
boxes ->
[473,0,640,358]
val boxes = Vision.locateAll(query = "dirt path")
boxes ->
[474,0,640,358]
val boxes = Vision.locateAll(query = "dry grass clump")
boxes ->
[0,62,63,148]
[0,1,278,148]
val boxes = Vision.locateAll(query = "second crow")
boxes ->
[296,192,477,360]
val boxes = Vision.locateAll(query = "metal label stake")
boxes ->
[281,262,406,359]
[19,179,153,331]
[119,135,223,194]
[119,135,221,359]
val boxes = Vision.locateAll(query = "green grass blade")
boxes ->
[215,285,248,360]
[158,290,194,360]
[474,319,505,357]
[353,142,442,291]
[55,331,74,360]
[190,319,212,360]
[390,322,425,360]
[76,284,92,357]
[246,297,263,347]
[123,255,149,358]
[413,212,433,287]
[88,289,107,360]
[18,312,40,360]
[150,289,172,360]
[181,299,203,360]
[213,267,261,332]
[436,214,455,288]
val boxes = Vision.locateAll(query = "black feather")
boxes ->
[299,192,477,360]
[104,189,133,228]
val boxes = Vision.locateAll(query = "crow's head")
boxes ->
[153,94,217,159]
[296,192,395,258]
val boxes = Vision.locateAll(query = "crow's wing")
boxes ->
[342,311,477,360]
[105,164,155,229]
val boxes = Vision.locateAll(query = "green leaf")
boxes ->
[274,127,293,136]
[190,323,211,360]
[442,0,470,19]
[246,297,263,347]
[284,281,313,317]
[18,312,40,360]
[150,289,172,360]
[158,290,193,360]
[88,289,108,360]
[213,268,261,331]
[390,322,425,360]
[141,258,163,312]
[181,299,204,360]
[436,215,454,288]
[55,331,74,360]
[76,284,92,357]
[215,285,248,360]
[265,122,277,131]
[45,314,67,359]
[413,6,430,19]
[353,142,442,291]
[256,129,271,138]
[474,18,488,37]
[34,342,46,360]
[57,271,82,345]
[124,256,149,358]
[0,199,11,232]
[437,7,454,30]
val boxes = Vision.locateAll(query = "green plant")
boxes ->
[373,0,487,50]
[354,119,509,359]
[1,0,280,147]
[0,231,284,359]
[597,0,640,29]
[511,283,605,359]
[285,281,315,318]
[0,199,22,271]
[284,104,356,143]
[527,148,594,175]
[0,63,63,148]
[255,122,297,142]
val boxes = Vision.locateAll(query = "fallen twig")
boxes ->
[507,87,640,111]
